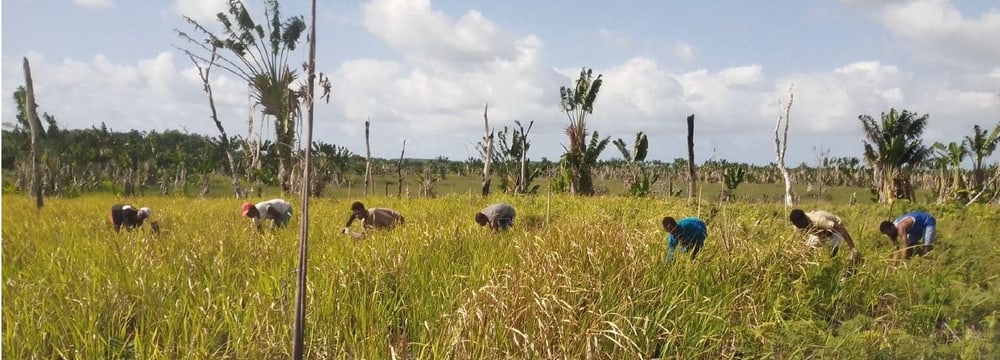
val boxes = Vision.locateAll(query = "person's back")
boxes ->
[476,203,516,231]
[366,207,404,229]
[257,199,292,221]
[896,211,935,235]
[242,199,293,230]
[663,216,708,261]
[109,204,151,232]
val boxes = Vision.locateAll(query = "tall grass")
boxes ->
[3,194,998,358]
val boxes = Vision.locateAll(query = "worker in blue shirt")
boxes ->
[879,210,937,260]
[662,216,707,262]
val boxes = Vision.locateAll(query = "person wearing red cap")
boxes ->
[242,199,293,231]
[109,204,152,232]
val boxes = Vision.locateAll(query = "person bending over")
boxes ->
[475,203,516,232]
[662,216,707,262]
[109,204,151,232]
[242,199,293,232]
[343,201,404,234]
[880,210,936,260]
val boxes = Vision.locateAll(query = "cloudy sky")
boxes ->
[3,0,999,166]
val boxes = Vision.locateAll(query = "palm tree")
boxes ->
[964,124,1000,193]
[559,67,606,195]
[860,108,932,203]
[177,0,306,192]
[933,141,968,202]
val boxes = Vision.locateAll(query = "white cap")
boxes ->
[138,207,152,217]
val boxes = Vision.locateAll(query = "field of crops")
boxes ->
[3,194,999,358]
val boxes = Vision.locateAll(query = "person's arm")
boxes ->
[895,220,913,260]
[690,237,703,261]
[833,223,861,261]
[344,212,359,228]
[666,234,677,262]
[253,217,263,233]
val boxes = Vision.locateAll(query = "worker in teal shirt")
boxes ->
[662,216,708,261]
[879,210,937,260]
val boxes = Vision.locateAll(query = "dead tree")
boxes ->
[686,114,696,204]
[481,103,493,197]
[364,119,373,196]
[516,120,535,193]
[775,84,796,207]
[184,47,243,198]
[397,139,406,197]
[22,58,43,209]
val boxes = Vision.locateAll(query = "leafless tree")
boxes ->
[775,84,796,207]
[22,58,43,209]
[183,47,243,198]
[481,103,494,196]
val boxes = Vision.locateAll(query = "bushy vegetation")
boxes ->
[3,195,998,358]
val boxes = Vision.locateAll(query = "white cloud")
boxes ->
[597,29,633,50]
[73,0,113,9]
[865,0,1000,67]
[361,0,518,66]
[174,0,229,24]
[1,51,250,138]
[673,41,694,61]
[5,0,998,166]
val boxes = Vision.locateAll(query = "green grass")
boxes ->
[3,194,999,358]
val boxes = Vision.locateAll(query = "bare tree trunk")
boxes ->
[23,58,43,209]
[966,162,1000,205]
[517,120,534,194]
[200,172,211,197]
[292,2,318,357]
[185,50,243,198]
[686,114,696,204]
[482,103,493,197]
[364,119,373,196]
[397,139,406,197]
[775,84,795,207]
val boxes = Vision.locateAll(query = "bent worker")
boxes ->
[109,204,152,232]
[880,210,936,260]
[242,199,293,231]
[662,216,707,261]
[789,209,861,262]
[343,201,404,234]
[475,203,516,232]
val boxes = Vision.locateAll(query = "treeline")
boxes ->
[0,117,959,200]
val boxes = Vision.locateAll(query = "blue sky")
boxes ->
[3,0,999,166]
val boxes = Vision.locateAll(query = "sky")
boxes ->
[2,0,999,166]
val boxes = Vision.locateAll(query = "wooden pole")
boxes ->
[686,114,696,204]
[364,118,372,196]
[292,0,317,357]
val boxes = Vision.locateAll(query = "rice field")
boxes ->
[2,194,999,359]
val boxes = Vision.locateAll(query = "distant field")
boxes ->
[3,194,998,358]
[89,173,890,206]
